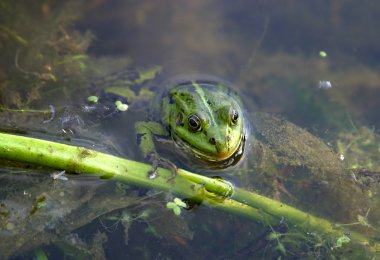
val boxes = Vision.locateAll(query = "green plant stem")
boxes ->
[232,188,373,247]
[0,132,377,249]
[0,107,52,114]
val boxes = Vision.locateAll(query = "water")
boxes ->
[1,0,380,259]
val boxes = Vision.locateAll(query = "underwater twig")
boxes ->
[0,106,53,114]
[238,16,270,82]
[0,132,377,250]
[346,110,359,133]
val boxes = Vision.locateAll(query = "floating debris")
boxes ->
[318,80,332,89]
[60,110,85,129]
[148,170,158,179]
[51,170,68,181]
[81,105,97,113]
[43,105,56,123]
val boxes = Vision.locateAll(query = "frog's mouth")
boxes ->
[173,133,246,169]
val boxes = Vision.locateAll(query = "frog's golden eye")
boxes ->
[188,114,202,131]
[230,109,239,125]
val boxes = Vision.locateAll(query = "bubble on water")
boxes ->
[318,80,332,89]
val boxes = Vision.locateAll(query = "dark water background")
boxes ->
[80,0,380,129]
[1,0,380,259]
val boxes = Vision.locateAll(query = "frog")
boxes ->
[100,67,248,176]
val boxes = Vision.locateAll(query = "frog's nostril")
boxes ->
[209,137,216,145]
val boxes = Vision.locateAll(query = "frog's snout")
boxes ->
[209,136,231,156]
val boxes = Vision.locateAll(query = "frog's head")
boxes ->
[166,79,247,168]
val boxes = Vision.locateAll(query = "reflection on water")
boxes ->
[1,0,380,258]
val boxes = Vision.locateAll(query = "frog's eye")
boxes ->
[230,109,239,125]
[188,114,202,131]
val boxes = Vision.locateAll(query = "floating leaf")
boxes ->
[319,51,327,58]
[166,202,176,209]
[173,207,181,216]
[115,100,128,111]
[87,96,99,103]
[174,198,187,208]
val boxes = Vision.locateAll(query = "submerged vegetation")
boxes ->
[0,1,89,106]
[1,0,380,259]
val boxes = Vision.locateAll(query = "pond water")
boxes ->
[1,0,380,259]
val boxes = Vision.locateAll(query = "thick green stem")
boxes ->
[0,132,377,250]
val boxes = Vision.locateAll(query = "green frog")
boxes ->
[102,67,248,175]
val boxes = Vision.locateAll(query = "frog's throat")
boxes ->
[173,132,246,163]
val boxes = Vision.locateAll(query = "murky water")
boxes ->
[1,1,380,259]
